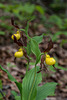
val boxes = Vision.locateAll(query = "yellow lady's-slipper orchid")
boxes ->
[45,54,56,65]
[14,48,23,58]
[11,31,21,40]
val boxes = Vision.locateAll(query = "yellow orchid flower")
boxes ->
[11,31,21,40]
[14,48,23,58]
[45,54,56,65]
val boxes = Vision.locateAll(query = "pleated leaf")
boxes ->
[31,38,41,64]
[0,65,22,95]
[32,35,43,44]
[36,82,57,100]
[22,67,42,100]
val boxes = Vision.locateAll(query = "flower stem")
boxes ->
[28,64,36,100]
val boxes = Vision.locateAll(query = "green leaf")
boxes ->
[20,29,25,32]
[25,17,35,36]
[36,5,45,15]
[26,41,31,56]
[11,91,21,100]
[11,90,21,100]
[31,38,41,64]
[54,57,67,71]
[22,67,42,100]
[55,63,67,71]
[0,22,13,30]
[15,96,21,100]
[48,65,56,72]
[0,94,3,99]
[60,39,67,47]
[16,82,22,95]
[6,62,16,68]
[0,65,16,81]
[36,53,44,65]
[0,3,5,8]
[32,35,43,44]
[64,18,67,28]
[23,3,35,14]
[0,80,2,89]
[31,38,41,57]
[49,15,63,29]
[36,82,57,100]
[0,65,22,95]
[52,31,67,41]
[0,31,5,35]
[11,90,17,96]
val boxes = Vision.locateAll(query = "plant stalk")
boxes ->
[28,64,36,100]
